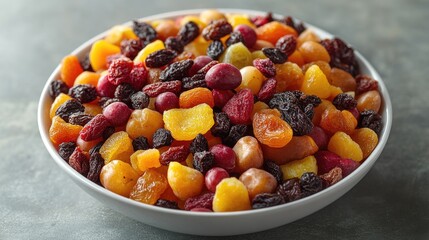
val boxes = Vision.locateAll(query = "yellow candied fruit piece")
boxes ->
[280,155,318,180]
[220,42,253,69]
[227,14,255,28]
[350,128,379,159]
[100,131,134,164]
[184,35,210,56]
[236,66,265,95]
[130,149,161,173]
[213,177,251,212]
[126,108,164,141]
[185,153,194,168]
[275,62,304,92]
[49,93,72,119]
[74,71,101,87]
[328,131,363,162]
[105,25,138,46]
[167,162,204,200]
[130,168,168,205]
[301,65,331,99]
[100,160,139,197]
[83,103,103,116]
[134,40,165,64]
[89,40,121,71]
[251,50,268,61]
[163,103,214,141]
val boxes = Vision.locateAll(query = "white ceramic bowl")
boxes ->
[38,9,392,236]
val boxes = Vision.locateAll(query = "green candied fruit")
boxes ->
[220,42,252,69]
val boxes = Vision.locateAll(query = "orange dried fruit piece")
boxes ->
[328,131,363,162]
[100,160,139,197]
[179,87,214,109]
[312,99,335,125]
[350,128,378,159]
[261,136,318,165]
[302,61,331,77]
[73,71,100,87]
[100,131,134,164]
[251,101,269,120]
[275,62,304,92]
[50,93,72,119]
[83,103,103,116]
[356,90,381,113]
[301,65,331,99]
[105,25,138,46]
[297,29,321,47]
[287,50,305,67]
[298,41,331,63]
[213,177,251,212]
[320,108,357,135]
[89,40,121,71]
[256,21,298,45]
[167,162,204,200]
[126,108,164,141]
[130,169,168,205]
[253,109,293,148]
[163,103,214,141]
[60,55,83,87]
[280,155,318,180]
[130,149,161,173]
[49,116,83,146]
[328,68,356,92]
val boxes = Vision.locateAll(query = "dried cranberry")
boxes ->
[106,54,127,68]
[211,112,231,138]
[189,134,209,154]
[107,58,134,85]
[206,40,224,60]
[132,136,150,151]
[152,128,173,148]
[253,58,276,78]
[225,31,244,47]
[145,49,178,68]
[159,59,193,82]
[300,172,323,197]
[48,80,69,99]
[87,152,104,183]
[223,124,248,147]
[263,161,283,184]
[130,91,149,109]
[184,193,214,211]
[252,193,285,209]
[55,99,85,122]
[212,89,234,108]
[277,178,301,202]
[165,36,184,54]
[58,142,76,162]
[332,93,357,110]
[79,55,93,72]
[69,84,98,103]
[133,20,157,45]
[250,12,273,27]
[160,145,189,165]
[275,35,297,56]
[128,63,147,90]
[120,39,143,59]
[222,89,254,125]
[68,147,89,176]
[80,114,111,141]
[257,78,277,102]
[68,113,93,126]
[262,48,288,64]
[155,199,179,209]
[114,83,136,104]
[359,110,382,134]
[202,19,233,40]
[178,21,200,45]
[142,80,182,97]
[355,75,379,95]
[99,97,120,109]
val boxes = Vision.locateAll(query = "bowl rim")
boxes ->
[38,8,392,217]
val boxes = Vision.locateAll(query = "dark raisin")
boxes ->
[181,74,207,91]
[189,134,209,154]
[193,151,214,174]
[165,36,184,54]
[155,199,179,209]
[250,12,273,27]
[320,167,343,188]
[303,104,315,120]
[355,75,379,95]
[320,38,360,76]
[58,142,76,162]
[159,59,194,82]
[142,80,182,97]
[263,161,283,184]
[68,113,93,126]
[133,20,157,45]
[160,145,189,165]
[68,147,89,176]
[89,142,104,156]
[99,97,121,109]
[359,110,382,134]
[257,78,277,103]
[80,114,111,141]
[130,91,149,109]
[132,136,150,151]
[55,99,85,122]
[107,58,134,85]
[68,84,98,103]
[120,39,143,59]
[145,49,178,68]
[178,21,200,45]
[252,193,285,209]
[281,104,313,136]
[184,193,214,211]
[48,80,69,99]
[202,19,233,40]
[152,128,173,148]
[262,48,288,64]
[211,112,231,138]
[102,126,116,140]
[333,93,357,110]
[225,31,244,47]
[223,124,248,147]
[300,172,323,197]
[87,152,104,183]
[206,40,224,60]
[281,16,306,35]
[197,60,219,75]
[114,83,136,104]
[79,55,93,71]
[275,35,297,56]
[253,58,276,78]
[277,178,301,202]
[299,94,322,108]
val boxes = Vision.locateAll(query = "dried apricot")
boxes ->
[61,55,84,87]
[253,109,293,148]
[179,87,214,109]
[130,169,168,204]
[89,40,121,71]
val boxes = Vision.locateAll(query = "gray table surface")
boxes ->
[1,0,428,239]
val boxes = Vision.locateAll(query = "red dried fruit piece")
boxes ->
[160,145,189,165]
[184,192,214,211]
[257,78,277,102]
[80,114,111,141]
[339,158,360,177]
[355,74,379,95]
[142,80,182,97]
[250,12,273,27]
[275,35,297,56]
[68,147,89,176]
[320,167,342,187]
[222,89,254,125]
[128,63,147,90]
[314,150,342,175]
[253,58,276,78]
[108,58,134,85]
[212,89,235,108]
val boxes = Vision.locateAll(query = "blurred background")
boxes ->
[0,0,428,239]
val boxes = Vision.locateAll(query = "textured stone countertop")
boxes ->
[1,0,428,239]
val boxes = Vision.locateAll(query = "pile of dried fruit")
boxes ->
[48,10,383,212]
